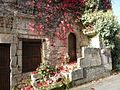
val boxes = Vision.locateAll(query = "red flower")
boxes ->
[91,87,95,90]
[37,82,42,87]
[43,81,48,87]
[47,79,53,84]
[59,66,65,71]
[23,85,34,90]
[32,71,38,75]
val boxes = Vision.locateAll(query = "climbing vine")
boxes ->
[25,0,85,32]
[19,0,112,45]
[16,0,119,65]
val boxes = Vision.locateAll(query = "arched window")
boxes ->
[68,33,77,62]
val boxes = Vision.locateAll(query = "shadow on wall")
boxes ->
[111,36,120,69]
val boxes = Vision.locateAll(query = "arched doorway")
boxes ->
[68,33,77,62]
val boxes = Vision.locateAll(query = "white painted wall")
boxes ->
[90,35,100,48]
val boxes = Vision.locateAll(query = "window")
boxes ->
[68,33,77,62]
[22,40,42,73]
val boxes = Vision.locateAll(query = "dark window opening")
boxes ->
[68,33,77,62]
[22,39,42,73]
[0,44,10,90]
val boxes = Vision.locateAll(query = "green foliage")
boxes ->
[84,0,111,13]
[35,63,72,90]
[36,63,59,82]
[84,0,98,13]
[95,11,120,48]
[81,10,120,48]
[111,36,120,69]
[81,7,120,69]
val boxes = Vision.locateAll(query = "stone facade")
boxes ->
[0,2,112,89]
[70,47,112,86]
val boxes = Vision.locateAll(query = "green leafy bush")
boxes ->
[111,36,120,69]
[81,9,120,69]
[81,10,120,48]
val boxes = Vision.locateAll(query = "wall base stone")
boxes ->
[69,68,83,81]
[73,65,111,86]
[103,63,112,71]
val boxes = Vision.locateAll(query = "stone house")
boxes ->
[0,0,112,89]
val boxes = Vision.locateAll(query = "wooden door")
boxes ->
[68,33,77,62]
[0,44,10,90]
[22,40,42,73]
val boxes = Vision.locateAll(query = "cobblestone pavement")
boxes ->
[70,73,120,90]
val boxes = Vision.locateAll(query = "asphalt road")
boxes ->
[70,73,120,90]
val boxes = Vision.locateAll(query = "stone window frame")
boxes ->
[68,32,77,62]
[66,29,81,67]
[9,34,49,89]
[17,35,47,74]
[21,36,45,74]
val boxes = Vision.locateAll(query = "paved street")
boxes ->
[70,73,120,90]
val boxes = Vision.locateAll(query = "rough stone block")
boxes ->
[0,28,5,33]
[11,68,19,74]
[0,34,13,43]
[69,68,83,81]
[10,44,17,56]
[18,34,29,39]
[101,54,109,64]
[103,63,112,70]
[81,48,102,68]
[28,35,38,39]
[18,40,22,50]
[101,49,112,64]
[18,30,28,34]
[13,35,18,44]
[10,75,17,88]
[17,50,22,56]
[10,56,17,67]
[18,56,22,67]
[84,66,110,81]
[27,28,39,34]
[108,57,112,63]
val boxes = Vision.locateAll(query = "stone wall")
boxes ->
[69,47,112,86]
[0,13,86,89]
[81,48,102,68]
[0,9,112,89]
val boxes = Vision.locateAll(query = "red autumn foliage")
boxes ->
[25,0,85,41]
